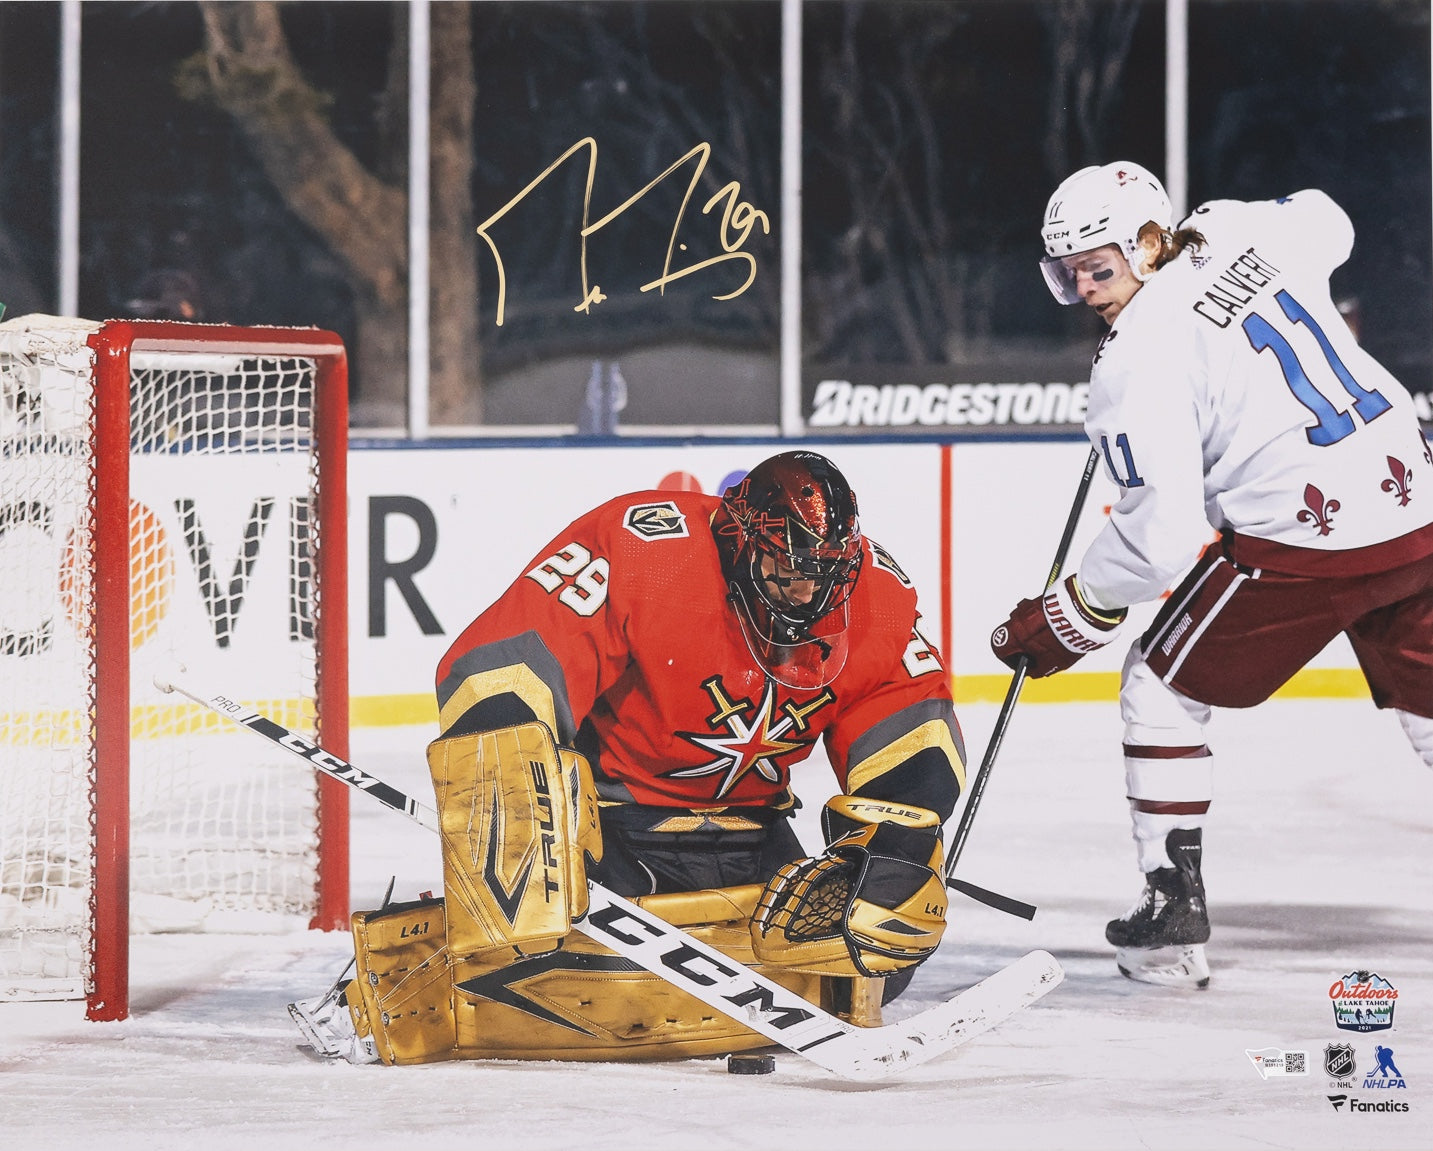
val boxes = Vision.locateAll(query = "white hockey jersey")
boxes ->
[1079,189,1433,610]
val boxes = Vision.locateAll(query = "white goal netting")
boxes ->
[0,316,345,1007]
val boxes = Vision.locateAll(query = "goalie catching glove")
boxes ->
[750,795,948,978]
[990,573,1127,679]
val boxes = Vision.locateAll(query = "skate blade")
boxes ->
[288,998,345,1057]
[288,999,381,1065]
[295,1042,345,1064]
[1114,944,1210,989]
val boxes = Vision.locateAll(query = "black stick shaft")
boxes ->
[158,679,441,830]
[943,446,1100,892]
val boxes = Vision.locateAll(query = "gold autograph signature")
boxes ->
[476,138,770,326]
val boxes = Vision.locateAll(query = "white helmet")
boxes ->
[1039,161,1173,304]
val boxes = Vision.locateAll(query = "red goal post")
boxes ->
[0,317,350,1022]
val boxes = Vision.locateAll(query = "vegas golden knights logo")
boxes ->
[622,501,688,539]
[670,675,833,799]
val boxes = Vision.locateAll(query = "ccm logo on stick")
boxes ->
[583,903,841,1042]
[242,716,381,790]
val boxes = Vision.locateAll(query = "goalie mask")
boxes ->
[714,451,862,690]
[1039,161,1173,303]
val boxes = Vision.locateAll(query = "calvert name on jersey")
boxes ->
[435,489,966,818]
[1082,188,1433,611]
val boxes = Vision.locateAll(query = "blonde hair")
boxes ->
[1139,220,1207,273]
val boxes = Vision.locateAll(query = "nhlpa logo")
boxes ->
[1330,970,1398,1032]
[1362,1044,1407,1090]
[623,501,688,540]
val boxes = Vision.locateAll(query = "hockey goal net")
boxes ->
[0,316,349,1021]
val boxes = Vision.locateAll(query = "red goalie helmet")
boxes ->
[713,451,863,689]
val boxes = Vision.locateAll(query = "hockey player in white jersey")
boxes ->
[991,161,1433,988]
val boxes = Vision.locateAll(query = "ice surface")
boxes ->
[1,698,1428,1150]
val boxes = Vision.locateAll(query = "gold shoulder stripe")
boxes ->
[438,663,560,736]
[845,718,966,796]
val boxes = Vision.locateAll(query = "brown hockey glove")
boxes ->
[750,796,947,978]
[990,573,1126,678]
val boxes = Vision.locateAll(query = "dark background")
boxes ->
[0,0,1427,428]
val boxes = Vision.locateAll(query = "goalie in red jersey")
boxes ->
[437,448,965,899]
[297,450,968,1067]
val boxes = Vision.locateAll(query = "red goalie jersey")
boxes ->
[436,488,965,820]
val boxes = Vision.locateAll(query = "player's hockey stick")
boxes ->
[943,446,1101,920]
[155,674,1063,1082]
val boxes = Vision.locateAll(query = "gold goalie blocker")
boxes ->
[342,722,946,1064]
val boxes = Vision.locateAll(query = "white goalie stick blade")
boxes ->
[156,675,1064,1080]
[580,892,1065,1081]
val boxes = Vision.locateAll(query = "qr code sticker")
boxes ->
[1285,1052,1306,1074]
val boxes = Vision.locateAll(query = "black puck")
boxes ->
[727,1053,776,1075]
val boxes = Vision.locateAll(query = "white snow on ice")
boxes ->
[1,697,1429,1151]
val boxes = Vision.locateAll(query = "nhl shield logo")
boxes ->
[1325,1043,1356,1080]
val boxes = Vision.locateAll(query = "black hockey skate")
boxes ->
[1105,828,1210,988]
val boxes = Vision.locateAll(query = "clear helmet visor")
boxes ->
[729,579,852,690]
[1038,247,1127,305]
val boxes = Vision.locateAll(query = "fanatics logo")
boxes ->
[623,501,689,540]
[1326,1094,1411,1114]
[1245,1047,1308,1079]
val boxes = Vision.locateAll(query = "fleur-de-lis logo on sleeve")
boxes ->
[1297,483,1340,536]
[1381,456,1413,507]
[1421,432,1433,468]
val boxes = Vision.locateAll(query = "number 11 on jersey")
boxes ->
[1242,288,1391,446]
[1100,432,1146,489]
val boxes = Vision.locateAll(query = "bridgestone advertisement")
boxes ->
[808,378,1089,431]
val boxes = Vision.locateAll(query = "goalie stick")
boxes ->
[943,446,1101,921]
[155,674,1064,1082]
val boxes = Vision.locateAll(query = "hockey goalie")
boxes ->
[292,450,968,1064]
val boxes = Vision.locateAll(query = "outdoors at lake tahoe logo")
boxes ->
[1329,970,1397,1032]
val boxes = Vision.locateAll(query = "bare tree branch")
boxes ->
[179,1,480,426]
[186,1,407,305]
